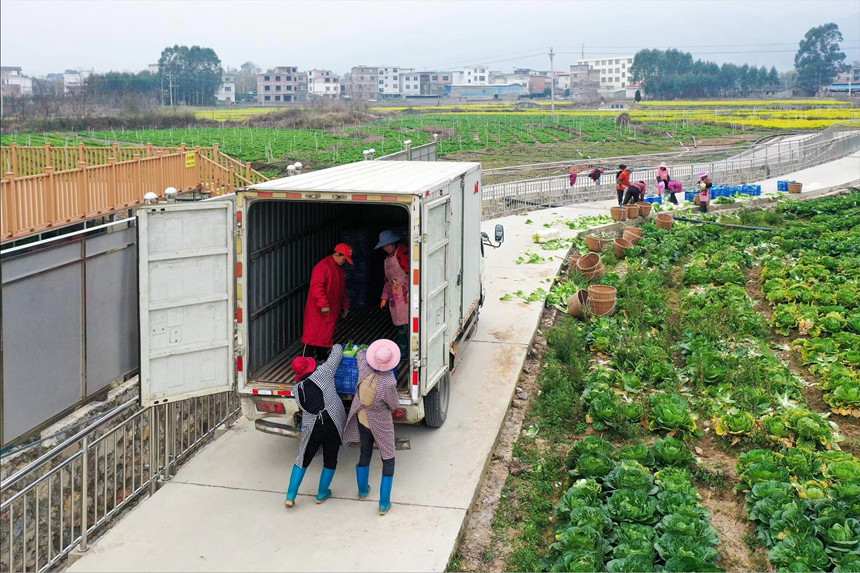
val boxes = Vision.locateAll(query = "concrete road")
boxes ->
[67,154,859,573]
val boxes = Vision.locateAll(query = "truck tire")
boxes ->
[424,372,450,428]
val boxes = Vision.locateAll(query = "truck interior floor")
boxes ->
[250,308,410,394]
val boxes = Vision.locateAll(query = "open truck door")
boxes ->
[137,201,235,407]
[420,195,451,427]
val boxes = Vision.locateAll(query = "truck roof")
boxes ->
[248,161,481,195]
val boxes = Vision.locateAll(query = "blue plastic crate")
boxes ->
[685,191,696,202]
[777,180,795,192]
[643,194,662,204]
[334,355,398,394]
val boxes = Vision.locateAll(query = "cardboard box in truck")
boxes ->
[137,161,503,436]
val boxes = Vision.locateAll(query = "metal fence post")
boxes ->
[80,436,89,551]
[149,407,157,494]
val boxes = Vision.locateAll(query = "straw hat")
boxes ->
[366,339,401,371]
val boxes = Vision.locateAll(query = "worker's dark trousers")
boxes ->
[616,189,624,205]
[302,344,331,362]
[358,423,395,477]
[302,414,340,469]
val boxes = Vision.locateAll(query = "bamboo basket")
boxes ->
[634,201,652,216]
[610,206,627,221]
[585,235,606,252]
[567,289,589,318]
[788,182,803,194]
[656,214,674,230]
[624,204,640,219]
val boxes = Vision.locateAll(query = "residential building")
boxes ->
[446,83,525,100]
[528,75,551,95]
[378,66,413,97]
[569,63,601,96]
[399,71,422,96]
[491,71,528,88]
[257,66,308,103]
[452,66,489,85]
[308,69,340,99]
[63,69,93,94]
[575,56,635,89]
[1,66,33,97]
[829,66,860,93]
[417,71,453,95]
[347,66,378,100]
[555,72,570,92]
[215,73,236,103]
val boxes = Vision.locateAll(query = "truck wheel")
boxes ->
[424,372,450,428]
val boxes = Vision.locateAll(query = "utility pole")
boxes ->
[549,46,556,122]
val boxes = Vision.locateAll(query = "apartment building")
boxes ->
[417,71,453,95]
[347,66,378,100]
[1,67,33,97]
[63,69,93,94]
[575,56,635,89]
[215,73,236,103]
[308,69,340,99]
[257,66,308,103]
[399,71,422,96]
[452,65,489,85]
[378,66,414,97]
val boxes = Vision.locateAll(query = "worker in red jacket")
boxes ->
[302,243,353,361]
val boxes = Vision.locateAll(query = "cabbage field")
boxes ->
[483,192,860,573]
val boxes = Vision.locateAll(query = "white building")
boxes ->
[399,71,421,96]
[576,56,635,90]
[215,73,236,103]
[555,72,570,91]
[378,66,413,97]
[1,67,33,97]
[63,69,93,94]
[452,65,489,85]
[308,69,340,99]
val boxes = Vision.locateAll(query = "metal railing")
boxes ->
[376,141,437,162]
[1,144,269,243]
[1,389,240,572]
[480,120,860,219]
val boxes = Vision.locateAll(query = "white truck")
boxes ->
[136,161,503,435]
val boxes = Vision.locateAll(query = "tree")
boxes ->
[634,89,641,103]
[794,23,846,93]
[235,61,261,98]
[158,45,223,106]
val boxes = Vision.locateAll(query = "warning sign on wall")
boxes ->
[185,152,196,168]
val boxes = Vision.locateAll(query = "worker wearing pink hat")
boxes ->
[301,244,353,361]
[698,172,713,213]
[343,339,401,515]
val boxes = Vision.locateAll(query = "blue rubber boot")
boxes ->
[316,467,336,504]
[379,475,393,515]
[285,465,306,507]
[356,465,371,499]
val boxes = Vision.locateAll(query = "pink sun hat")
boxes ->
[366,339,401,371]
[699,171,708,178]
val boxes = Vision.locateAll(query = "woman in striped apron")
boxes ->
[343,339,400,515]
[285,344,346,507]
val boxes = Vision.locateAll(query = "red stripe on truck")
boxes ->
[236,262,243,277]
[238,357,244,372]
[412,371,419,387]
[236,210,243,225]
[286,193,302,199]
[382,195,397,202]
[237,307,243,323]
[258,192,273,198]
[413,269,419,285]
[413,317,419,333]
[353,195,368,201]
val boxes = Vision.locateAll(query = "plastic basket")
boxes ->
[644,194,662,204]
[334,355,398,394]
[685,191,697,203]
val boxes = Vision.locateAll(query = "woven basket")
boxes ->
[587,285,617,301]
[610,206,627,221]
[582,264,605,282]
[588,299,616,317]
[567,289,589,318]
[614,237,634,258]
[624,204,640,218]
[585,235,606,252]
[622,227,643,245]
[634,201,652,216]
[656,214,674,230]
[788,182,803,194]
[576,253,601,271]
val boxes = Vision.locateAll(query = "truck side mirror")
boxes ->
[494,224,505,245]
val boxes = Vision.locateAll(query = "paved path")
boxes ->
[67,153,859,573]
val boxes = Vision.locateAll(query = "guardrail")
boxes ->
[1,390,240,573]
[481,120,860,219]
[1,144,269,243]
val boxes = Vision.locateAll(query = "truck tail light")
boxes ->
[392,409,406,420]
[237,356,243,372]
[255,401,285,414]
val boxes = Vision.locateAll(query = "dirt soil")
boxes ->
[454,308,555,572]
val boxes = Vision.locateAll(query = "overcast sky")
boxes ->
[2,0,858,77]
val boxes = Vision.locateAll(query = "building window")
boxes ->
[264,95,271,101]
[379,80,384,84]
[275,95,281,101]
[275,85,281,91]
[615,77,620,82]
[442,76,449,81]
[622,72,626,78]
[264,85,271,91]
[325,78,331,82]
[393,69,397,73]
[275,76,281,81]
[286,76,291,81]
[225,86,231,91]
[264,75,270,81]
[287,86,292,91]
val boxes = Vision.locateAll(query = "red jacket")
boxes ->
[302,255,350,347]
[616,170,631,191]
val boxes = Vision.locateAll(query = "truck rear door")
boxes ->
[420,195,450,396]
[137,201,235,407]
